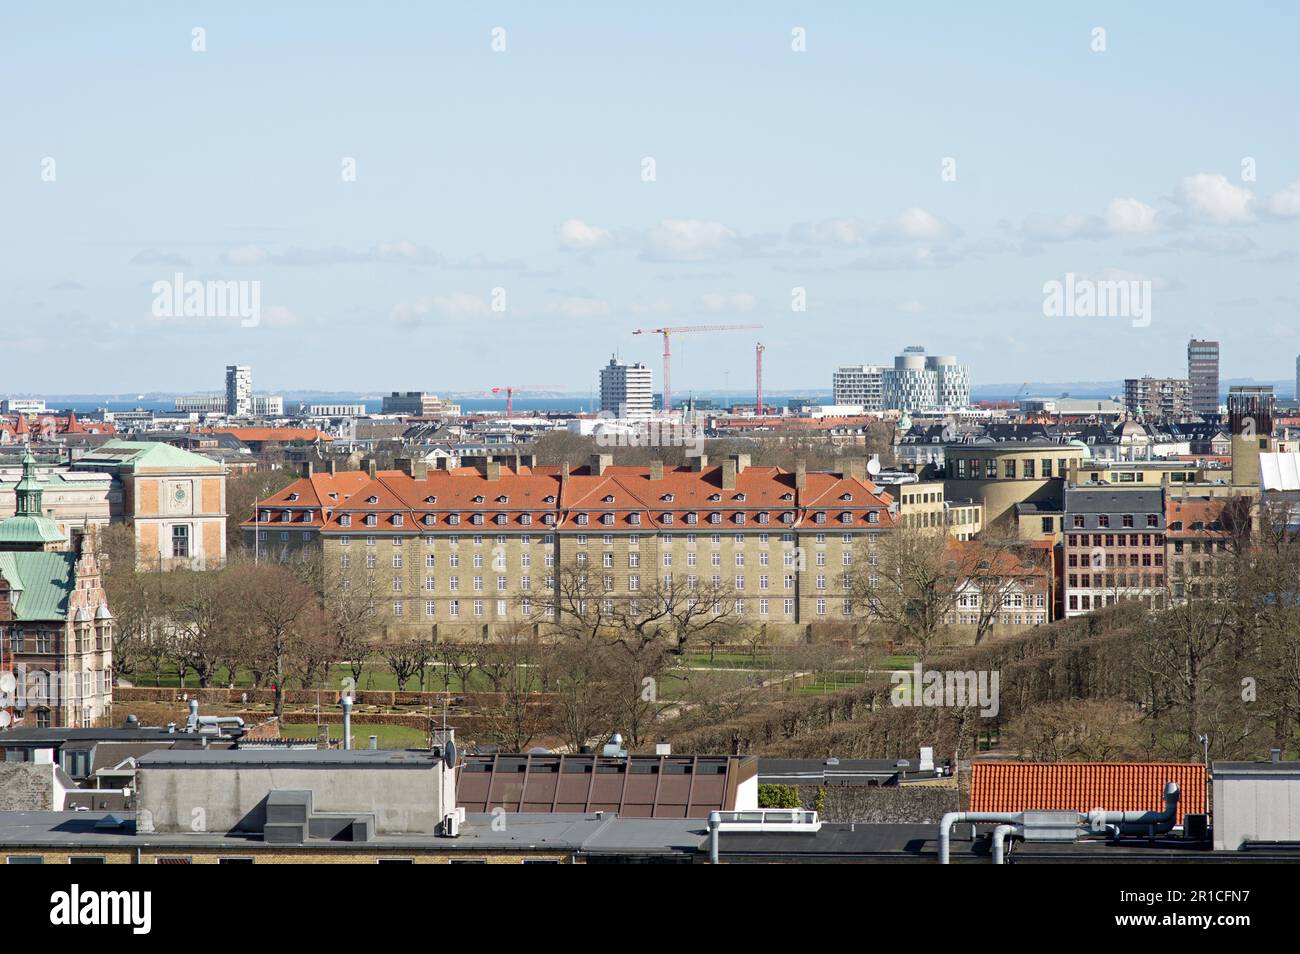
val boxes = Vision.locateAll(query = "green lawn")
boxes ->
[278,722,431,749]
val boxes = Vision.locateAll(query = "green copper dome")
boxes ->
[0,448,66,548]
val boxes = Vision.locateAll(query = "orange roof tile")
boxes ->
[971,762,1206,824]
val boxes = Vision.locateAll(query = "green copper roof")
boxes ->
[0,448,66,546]
[0,515,66,546]
[75,439,221,472]
[0,551,77,620]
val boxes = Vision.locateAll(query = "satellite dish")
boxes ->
[443,738,457,769]
[0,672,15,695]
[866,456,881,476]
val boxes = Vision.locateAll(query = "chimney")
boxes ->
[795,459,807,491]
[690,454,709,472]
[328,458,337,476]
[396,456,415,477]
[649,460,664,481]
[301,461,314,479]
[730,453,750,474]
[590,453,612,476]
[411,457,428,480]
[364,458,377,479]
[1271,748,1282,764]
[485,460,502,481]
[841,457,866,482]
[721,459,737,491]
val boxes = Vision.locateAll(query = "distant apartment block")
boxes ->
[831,365,884,410]
[174,395,226,414]
[1123,376,1191,421]
[225,365,252,416]
[1187,339,1220,417]
[381,392,461,417]
[1,399,46,414]
[303,403,368,417]
[599,356,654,419]
[1063,486,1167,617]
[881,347,970,412]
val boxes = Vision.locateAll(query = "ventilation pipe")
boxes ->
[342,696,353,750]
[991,824,1021,865]
[938,782,1181,864]
[708,813,721,864]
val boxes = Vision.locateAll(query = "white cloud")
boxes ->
[391,292,490,324]
[1104,197,1160,234]
[789,208,955,246]
[1265,180,1300,218]
[700,291,757,312]
[1177,173,1254,224]
[556,218,614,251]
[896,299,925,314]
[222,242,440,267]
[894,207,953,241]
[644,219,739,262]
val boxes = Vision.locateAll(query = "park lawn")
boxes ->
[277,722,430,749]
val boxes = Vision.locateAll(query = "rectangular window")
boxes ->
[171,525,190,558]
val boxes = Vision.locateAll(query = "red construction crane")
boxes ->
[490,385,562,418]
[631,324,762,414]
[755,342,766,416]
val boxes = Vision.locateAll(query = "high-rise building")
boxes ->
[879,347,970,412]
[599,356,654,419]
[225,365,252,417]
[831,366,884,409]
[1187,339,1220,418]
[1123,377,1191,421]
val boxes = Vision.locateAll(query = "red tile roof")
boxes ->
[248,462,899,534]
[971,761,1206,824]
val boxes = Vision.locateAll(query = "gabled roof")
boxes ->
[0,551,78,620]
[970,761,1205,824]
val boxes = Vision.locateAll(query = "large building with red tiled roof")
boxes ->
[971,761,1206,825]
[249,453,897,638]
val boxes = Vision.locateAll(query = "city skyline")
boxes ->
[5,3,1300,393]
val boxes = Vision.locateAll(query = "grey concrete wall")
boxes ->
[0,763,55,812]
[138,765,445,835]
[799,784,961,825]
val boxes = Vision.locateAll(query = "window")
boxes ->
[171,524,190,558]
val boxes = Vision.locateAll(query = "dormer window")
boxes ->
[425,496,436,504]
[472,495,485,504]
[365,513,377,527]
[757,512,770,524]
[471,514,484,525]
[781,512,794,523]
[448,514,461,526]
[709,512,722,524]
[840,512,853,524]
[495,513,508,525]
[328,493,339,500]
[497,495,509,503]
[661,513,674,524]
[367,495,379,505]
[544,495,556,504]
[603,495,615,503]
[867,511,880,524]
[281,511,291,522]
[339,514,352,527]
[423,514,436,526]
[576,513,589,525]
[393,514,404,527]
[520,513,532,526]
[735,493,746,501]
[662,493,674,502]
[542,513,556,525]
[629,513,642,526]
[733,513,746,524]
[287,493,299,501]
[781,493,793,501]
[708,493,721,501]
[840,493,852,501]
[685,512,698,525]
[601,513,614,525]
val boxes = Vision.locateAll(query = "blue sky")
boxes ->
[3,2,1299,395]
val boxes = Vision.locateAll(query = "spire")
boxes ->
[14,447,43,516]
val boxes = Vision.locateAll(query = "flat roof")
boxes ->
[138,749,442,769]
